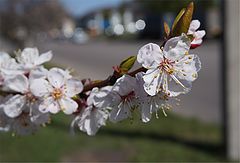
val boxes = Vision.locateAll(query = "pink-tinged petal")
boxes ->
[4,74,29,93]
[137,43,163,69]
[30,78,52,97]
[65,79,83,97]
[189,20,200,32]
[3,95,26,118]
[163,35,191,61]
[143,69,162,96]
[191,39,203,46]
[60,97,78,115]
[112,75,137,96]
[35,51,52,65]
[48,68,66,88]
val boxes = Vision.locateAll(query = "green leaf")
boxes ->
[171,2,194,37]
[171,8,186,31]
[119,56,137,74]
[163,21,170,38]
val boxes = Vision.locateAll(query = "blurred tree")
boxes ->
[0,0,69,48]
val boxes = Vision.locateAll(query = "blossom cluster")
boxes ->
[0,19,205,136]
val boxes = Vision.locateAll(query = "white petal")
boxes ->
[17,48,39,65]
[0,52,11,62]
[194,30,206,40]
[174,54,201,81]
[29,66,48,81]
[143,69,161,96]
[112,75,136,96]
[30,104,50,125]
[35,51,53,65]
[48,68,66,88]
[65,79,83,97]
[39,97,60,114]
[48,102,60,114]
[86,87,99,106]
[30,78,52,97]
[4,74,29,93]
[189,20,200,32]
[109,102,131,123]
[141,102,152,123]
[60,97,78,115]
[137,43,163,69]
[167,74,192,97]
[3,95,26,118]
[163,35,191,61]
[92,86,114,108]
[86,109,108,136]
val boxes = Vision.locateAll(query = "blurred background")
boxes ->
[0,0,233,162]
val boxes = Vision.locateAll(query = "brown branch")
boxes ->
[82,67,147,93]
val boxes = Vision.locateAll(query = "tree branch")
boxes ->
[82,67,147,92]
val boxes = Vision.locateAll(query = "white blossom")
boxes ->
[137,34,201,97]
[135,72,167,123]
[1,72,41,118]
[30,68,83,115]
[71,86,111,136]
[16,47,52,73]
[187,20,206,48]
[0,52,22,86]
[109,75,138,122]
[0,96,49,135]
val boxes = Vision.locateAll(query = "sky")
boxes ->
[60,0,127,17]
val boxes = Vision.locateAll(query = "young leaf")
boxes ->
[119,56,137,74]
[171,8,186,31]
[163,22,170,38]
[171,2,194,37]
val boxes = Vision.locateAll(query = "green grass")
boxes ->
[0,113,226,162]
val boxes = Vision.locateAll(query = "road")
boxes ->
[38,39,221,124]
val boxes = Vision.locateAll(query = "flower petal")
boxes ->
[30,103,50,125]
[60,97,78,115]
[39,97,60,114]
[48,68,66,88]
[29,66,48,81]
[65,79,83,97]
[142,69,162,96]
[4,74,29,93]
[139,100,152,123]
[112,75,137,96]
[189,20,200,32]
[167,74,192,97]
[109,102,131,123]
[163,35,191,61]
[174,54,201,81]
[137,43,163,69]
[2,95,26,118]
[16,48,39,65]
[30,78,52,97]
[35,51,52,65]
